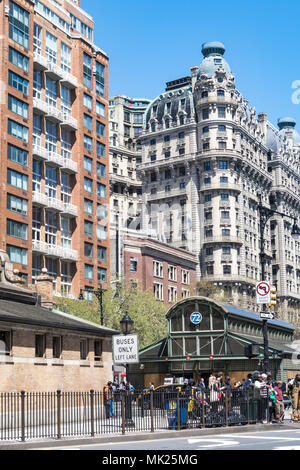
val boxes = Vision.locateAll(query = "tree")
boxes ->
[54,285,168,349]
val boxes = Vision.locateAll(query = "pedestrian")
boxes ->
[288,373,300,422]
[220,376,232,409]
[273,381,285,424]
[266,373,276,422]
[216,372,224,388]
[198,377,206,391]
[103,381,115,419]
[208,375,219,413]
[254,374,269,423]
[149,382,155,391]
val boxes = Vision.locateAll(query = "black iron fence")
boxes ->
[0,388,266,441]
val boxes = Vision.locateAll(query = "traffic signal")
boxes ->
[267,286,277,308]
[245,344,260,358]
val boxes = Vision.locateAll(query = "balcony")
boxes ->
[32,240,78,260]
[60,71,78,89]
[32,192,48,207]
[32,240,48,255]
[61,113,78,130]
[33,52,48,70]
[33,98,48,115]
[61,203,78,217]
[61,247,78,262]
[46,62,64,80]
[46,151,64,167]
[32,144,48,161]
[203,236,243,245]
[61,158,78,173]
[46,105,63,123]
[46,196,64,212]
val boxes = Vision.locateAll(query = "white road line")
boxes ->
[220,435,300,441]
[188,439,239,448]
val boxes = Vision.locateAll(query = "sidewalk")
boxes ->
[1,420,299,450]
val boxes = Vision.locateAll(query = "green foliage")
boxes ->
[54,285,168,349]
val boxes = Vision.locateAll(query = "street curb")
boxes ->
[0,423,297,450]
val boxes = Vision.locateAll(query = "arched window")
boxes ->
[179,115,185,126]
[165,118,170,129]
[151,121,156,132]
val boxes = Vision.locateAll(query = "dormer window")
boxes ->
[179,115,185,125]
[217,89,224,96]
[201,91,208,98]
[165,118,170,129]
[214,58,222,64]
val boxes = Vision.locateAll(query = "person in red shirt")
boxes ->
[274,381,285,424]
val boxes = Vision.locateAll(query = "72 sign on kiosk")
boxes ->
[256,281,271,304]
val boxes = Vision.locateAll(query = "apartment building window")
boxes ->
[84,177,92,193]
[180,182,186,190]
[84,220,93,236]
[97,224,107,240]
[84,114,92,131]
[61,86,72,116]
[0,331,12,356]
[97,246,107,262]
[203,161,211,171]
[203,142,210,151]
[80,339,88,360]
[218,141,227,150]
[222,229,230,236]
[153,261,163,278]
[179,167,186,177]
[7,169,28,191]
[84,242,93,258]
[83,53,92,89]
[97,268,107,282]
[84,199,93,215]
[61,172,72,204]
[218,107,226,118]
[164,151,171,159]
[7,219,28,240]
[207,265,214,275]
[124,111,130,122]
[222,247,231,254]
[33,115,42,147]
[84,135,93,151]
[168,265,177,281]
[84,156,93,172]
[52,336,62,359]
[133,113,143,123]
[45,120,57,152]
[8,71,29,95]
[7,194,27,216]
[221,211,230,219]
[85,264,94,280]
[205,194,212,202]
[217,89,225,96]
[9,1,29,48]
[84,287,93,302]
[204,177,211,185]
[45,31,57,63]
[45,166,57,198]
[46,77,57,107]
[221,193,229,200]
[165,185,171,192]
[205,229,213,238]
[218,125,226,132]
[33,23,41,54]
[32,207,41,242]
[223,265,231,275]
[8,95,28,119]
[35,335,46,358]
[202,108,209,119]
[205,211,212,220]
[97,183,106,198]
[33,71,42,99]
[97,204,106,219]
[9,47,29,72]
[97,162,106,178]
[168,286,177,303]
[32,160,41,193]
[202,91,208,98]
[61,217,72,249]
[8,119,28,143]
[45,211,57,245]
[179,147,185,156]
[7,245,27,265]
[94,340,102,361]
[178,131,185,140]
[206,247,213,255]
[154,283,163,301]
[165,169,171,180]
[95,62,105,97]
[61,129,72,160]
[96,121,105,138]
[182,289,190,299]
[7,143,28,166]
[96,101,105,118]
[84,94,92,111]
[219,160,228,169]
[97,142,105,157]
[61,42,71,73]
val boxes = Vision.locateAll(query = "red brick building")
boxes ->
[123,235,197,304]
[0,0,109,300]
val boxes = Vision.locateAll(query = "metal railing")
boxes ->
[0,388,265,442]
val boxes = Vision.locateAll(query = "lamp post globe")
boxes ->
[120,312,134,335]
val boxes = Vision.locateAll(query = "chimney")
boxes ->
[34,268,54,309]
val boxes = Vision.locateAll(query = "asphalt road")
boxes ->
[39,428,300,451]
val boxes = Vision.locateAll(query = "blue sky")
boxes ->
[81,0,300,129]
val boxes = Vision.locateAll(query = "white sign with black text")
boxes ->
[260,311,275,320]
[113,334,139,364]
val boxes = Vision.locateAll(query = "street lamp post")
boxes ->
[120,312,135,428]
[258,193,300,373]
[93,284,105,326]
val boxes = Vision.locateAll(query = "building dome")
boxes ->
[197,41,231,79]
[278,117,300,145]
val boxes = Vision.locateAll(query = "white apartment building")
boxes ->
[109,95,151,280]
[137,42,300,330]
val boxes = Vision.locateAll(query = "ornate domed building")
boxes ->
[136,42,300,332]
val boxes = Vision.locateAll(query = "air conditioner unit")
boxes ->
[5,6,9,16]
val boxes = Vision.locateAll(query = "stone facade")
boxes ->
[136,42,300,332]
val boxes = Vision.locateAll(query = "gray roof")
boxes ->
[221,302,294,331]
[0,298,119,336]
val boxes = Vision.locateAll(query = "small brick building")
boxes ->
[0,249,118,392]
[123,235,198,304]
